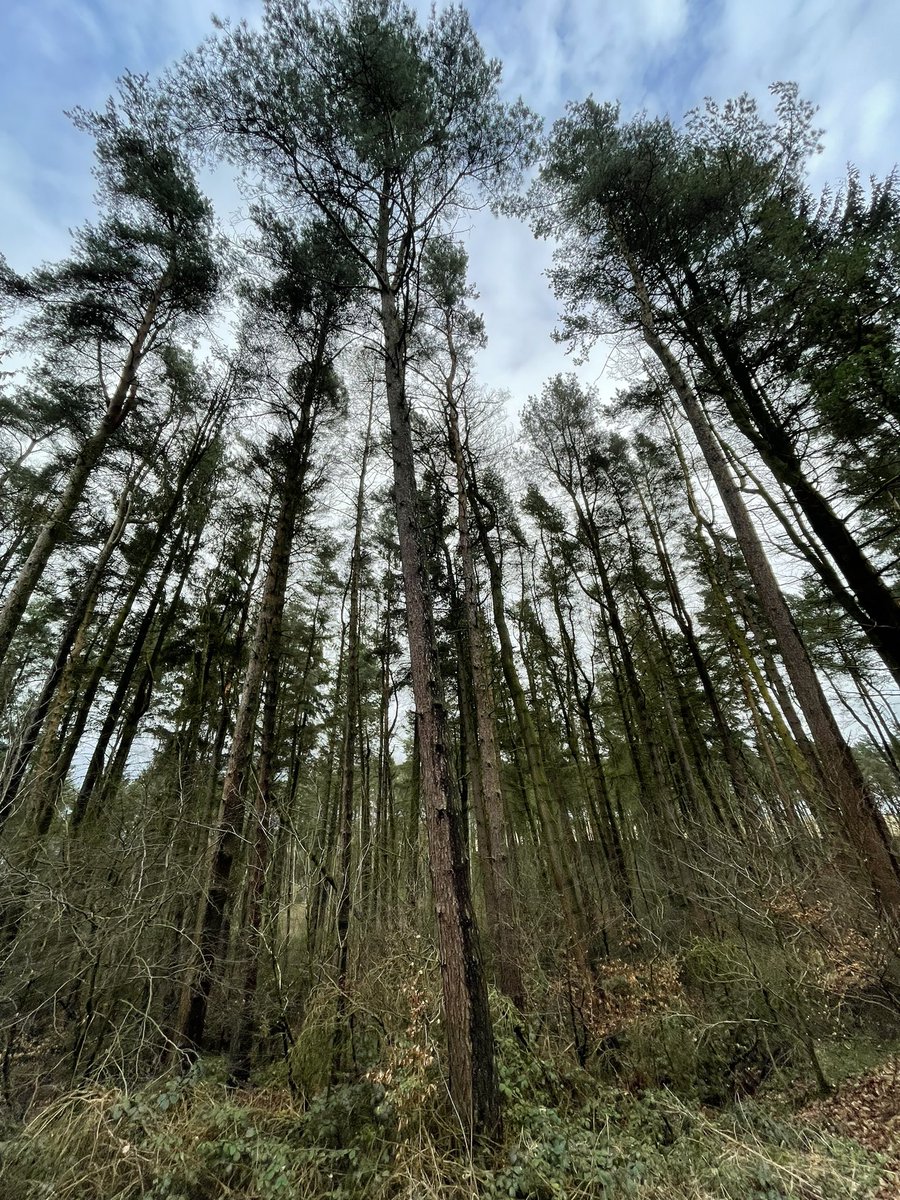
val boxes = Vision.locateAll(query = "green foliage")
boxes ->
[287,983,337,1102]
[179,0,540,294]
[13,75,219,413]
[0,1010,893,1200]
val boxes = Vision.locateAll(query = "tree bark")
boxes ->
[380,277,499,1139]
[443,339,525,1012]
[332,399,373,1079]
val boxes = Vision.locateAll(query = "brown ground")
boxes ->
[802,1056,900,1199]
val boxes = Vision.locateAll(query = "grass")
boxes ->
[4,928,900,1200]
[0,1032,894,1200]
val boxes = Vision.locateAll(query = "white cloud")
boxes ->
[641,0,688,44]
[1,0,897,409]
[693,0,900,182]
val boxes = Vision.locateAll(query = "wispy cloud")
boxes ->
[1,0,897,403]
[467,0,900,404]
[0,0,254,270]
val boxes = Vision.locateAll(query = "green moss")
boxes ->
[817,1034,900,1086]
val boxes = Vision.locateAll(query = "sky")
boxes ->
[1,0,899,409]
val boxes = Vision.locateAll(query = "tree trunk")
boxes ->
[630,257,900,917]
[180,472,300,1052]
[469,477,588,953]
[332,400,373,1079]
[678,268,900,684]
[71,520,189,830]
[380,278,499,1139]
[0,280,166,670]
[227,650,280,1084]
[443,342,525,1012]
[0,484,132,834]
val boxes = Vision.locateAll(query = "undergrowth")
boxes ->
[3,921,899,1199]
[0,1006,892,1200]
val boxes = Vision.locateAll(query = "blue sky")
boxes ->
[2,0,898,404]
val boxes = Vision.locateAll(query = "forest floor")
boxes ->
[800,1050,900,1198]
[1,1020,899,1199]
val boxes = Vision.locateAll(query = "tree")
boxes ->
[177,0,538,1136]
[418,236,525,1010]
[0,79,219,670]
[531,86,900,684]
[178,218,359,1061]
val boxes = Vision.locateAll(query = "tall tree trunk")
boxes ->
[544,566,631,899]
[0,484,133,834]
[99,521,206,802]
[379,275,499,1139]
[36,418,219,818]
[306,626,345,965]
[0,279,166,669]
[630,256,900,917]
[332,400,373,1079]
[469,477,588,953]
[71,520,190,830]
[179,465,302,1052]
[677,268,900,684]
[227,650,280,1084]
[637,477,752,812]
[443,341,525,1011]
